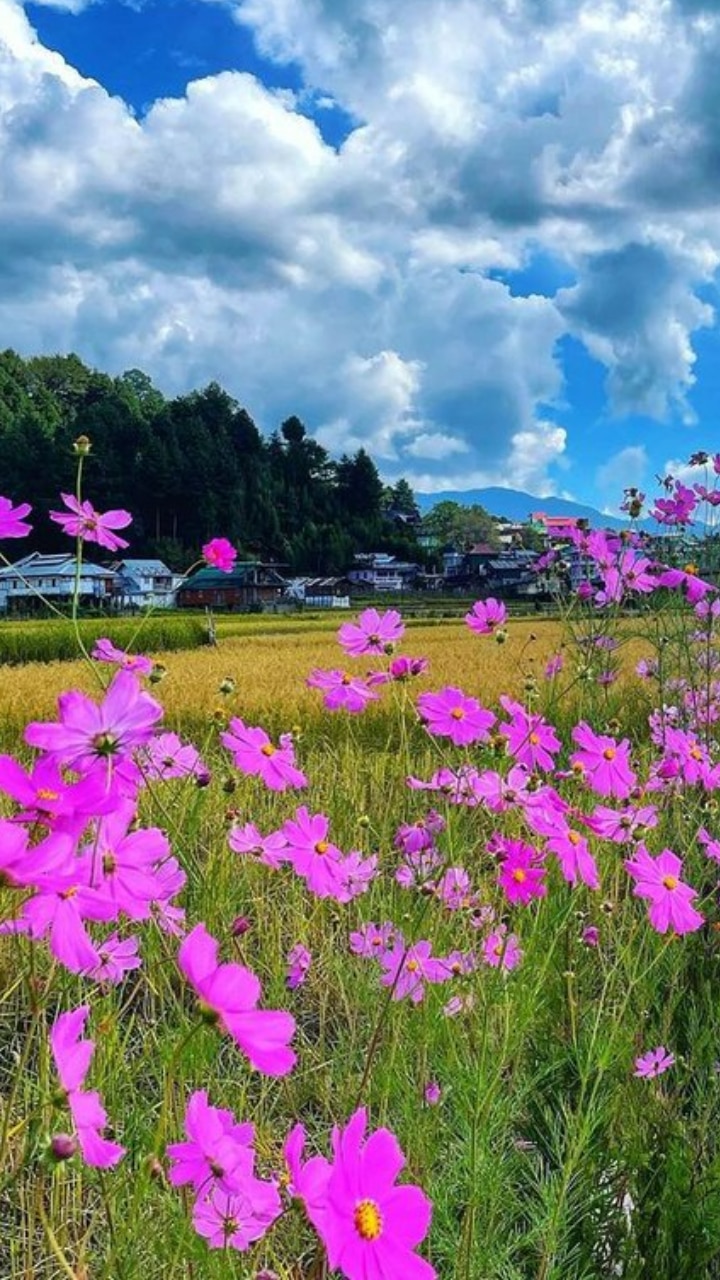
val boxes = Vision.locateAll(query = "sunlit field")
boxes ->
[0,614,649,743]
[3,477,720,1278]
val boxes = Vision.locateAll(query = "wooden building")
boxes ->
[175,562,287,610]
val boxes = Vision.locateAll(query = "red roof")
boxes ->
[531,512,582,529]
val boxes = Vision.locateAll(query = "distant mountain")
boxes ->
[415,486,639,531]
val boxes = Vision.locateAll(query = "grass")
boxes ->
[1,610,718,1277]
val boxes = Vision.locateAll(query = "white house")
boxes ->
[347,553,419,592]
[0,554,117,612]
[110,559,175,609]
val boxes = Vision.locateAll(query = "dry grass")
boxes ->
[0,618,567,723]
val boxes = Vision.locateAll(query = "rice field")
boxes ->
[2,602,717,1279]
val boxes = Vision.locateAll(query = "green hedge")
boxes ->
[0,615,209,665]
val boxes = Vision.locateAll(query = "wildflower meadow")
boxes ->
[3,452,720,1278]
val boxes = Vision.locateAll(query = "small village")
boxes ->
[0,511,697,615]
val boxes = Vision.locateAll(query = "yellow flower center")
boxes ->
[451,707,465,720]
[690,747,703,761]
[602,748,616,761]
[341,674,352,686]
[315,840,329,855]
[529,732,541,745]
[684,563,698,576]
[406,959,420,972]
[568,831,581,846]
[260,743,276,757]
[512,868,527,883]
[354,1199,383,1241]
[36,788,59,802]
[662,875,678,890]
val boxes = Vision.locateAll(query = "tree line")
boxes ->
[0,351,429,574]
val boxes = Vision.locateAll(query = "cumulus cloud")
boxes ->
[595,444,649,510]
[2,0,720,495]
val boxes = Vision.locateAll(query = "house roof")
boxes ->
[113,559,171,576]
[0,553,116,580]
[179,563,287,590]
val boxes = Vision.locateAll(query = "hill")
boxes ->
[416,486,636,530]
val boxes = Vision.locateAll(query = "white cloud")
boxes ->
[3,0,720,498]
[595,444,648,509]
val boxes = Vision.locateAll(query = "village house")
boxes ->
[110,558,176,609]
[347,553,420,592]
[0,553,117,613]
[175,562,287,610]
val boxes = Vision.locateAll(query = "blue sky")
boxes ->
[3,0,720,510]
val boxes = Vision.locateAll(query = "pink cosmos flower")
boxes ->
[85,933,142,984]
[92,638,153,677]
[465,597,507,635]
[281,807,350,901]
[396,847,442,891]
[0,495,32,539]
[697,827,720,863]
[150,855,187,936]
[435,866,475,911]
[624,846,703,935]
[380,940,444,1003]
[394,812,445,855]
[0,755,116,832]
[417,687,495,747]
[81,802,171,922]
[657,566,715,604]
[1,866,108,973]
[499,697,561,772]
[221,717,307,791]
[306,668,380,714]
[49,1006,125,1167]
[482,927,523,971]
[472,765,533,813]
[406,764,482,805]
[424,1082,442,1106]
[584,803,657,844]
[50,494,132,551]
[319,1108,435,1280]
[570,722,636,799]
[349,922,403,959]
[634,1046,675,1079]
[202,537,238,573]
[167,1090,255,1196]
[545,653,564,679]
[193,1186,281,1251]
[284,1124,332,1238]
[25,669,163,775]
[140,732,208,782]
[387,655,429,681]
[0,822,73,889]
[286,944,311,989]
[228,821,287,870]
[545,826,600,890]
[177,923,296,1075]
[338,608,405,657]
[341,850,379,898]
[497,839,547,906]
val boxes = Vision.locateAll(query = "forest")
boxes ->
[0,350,427,573]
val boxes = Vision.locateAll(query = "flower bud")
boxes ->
[50,1133,78,1162]
[231,915,251,937]
[218,677,236,696]
[73,435,92,456]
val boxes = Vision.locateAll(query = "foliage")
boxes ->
[0,350,423,574]
[422,500,501,551]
